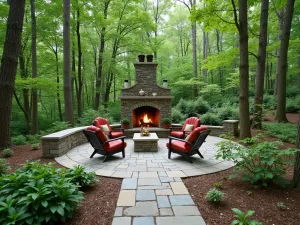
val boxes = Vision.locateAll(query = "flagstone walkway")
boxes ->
[55,136,235,225]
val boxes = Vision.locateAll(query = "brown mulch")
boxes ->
[264,113,299,124]
[1,144,121,225]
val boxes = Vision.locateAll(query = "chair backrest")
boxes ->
[86,126,108,143]
[93,117,112,131]
[182,117,200,131]
[83,130,106,152]
[191,129,211,151]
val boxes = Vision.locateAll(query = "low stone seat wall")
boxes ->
[42,126,88,157]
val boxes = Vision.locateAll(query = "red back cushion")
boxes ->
[87,126,108,142]
[185,126,207,148]
[93,117,112,131]
[182,117,200,131]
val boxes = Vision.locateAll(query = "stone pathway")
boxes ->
[55,136,235,225]
[112,172,205,225]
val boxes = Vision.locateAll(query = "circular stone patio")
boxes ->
[55,136,235,178]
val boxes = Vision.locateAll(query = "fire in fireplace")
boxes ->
[132,106,160,127]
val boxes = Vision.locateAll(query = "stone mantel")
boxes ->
[120,96,172,100]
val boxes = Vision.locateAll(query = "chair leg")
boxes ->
[183,153,193,163]
[122,149,125,158]
[90,150,97,158]
[168,149,171,159]
[103,156,108,162]
[197,150,204,158]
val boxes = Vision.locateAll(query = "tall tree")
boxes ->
[232,0,251,139]
[177,0,198,97]
[30,0,38,134]
[276,0,296,122]
[63,0,74,126]
[293,114,300,190]
[253,0,269,129]
[0,0,26,147]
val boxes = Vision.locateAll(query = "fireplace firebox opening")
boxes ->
[132,106,160,127]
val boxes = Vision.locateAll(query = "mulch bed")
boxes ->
[1,144,121,225]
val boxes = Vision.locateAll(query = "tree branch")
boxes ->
[231,0,239,31]
[249,51,258,60]
[213,11,236,25]
[176,0,191,12]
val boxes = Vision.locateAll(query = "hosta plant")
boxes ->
[0,159,10,176]
[0,161,84,225]
[205,188,224,204]
[66,165,98,187]
[231,208,262,225]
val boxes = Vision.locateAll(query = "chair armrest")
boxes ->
[104,136,126,144]
[168,136,192,146]
[111,128,125,133]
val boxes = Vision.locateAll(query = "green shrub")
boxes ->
[171,108,184,123]
[205,188,224,203]
[0,161,85,224]
[176,98,188,114]
[78,109,99,125]
[263,122,297,144]
[214,182,223,189]
[194,97,210,114]
[217,104,239,120]
[12,135,27,145]
[162,118,171,124]
[0,159,10,176]
[31,143,40,150]
[201,113,222,125]
[44,121,71,134]
[286,86,300,98]
[26,134,41,144]
[263,94,276,110]
[2,149,13,158]
[216,137,298,187]
[66,165,98,187]
[184,100,198,117]
[231,208,262,225]
[121,118,130,124]
[199,84,222,105]
[286,97,300,113]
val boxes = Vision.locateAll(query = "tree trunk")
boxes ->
[202,31,208,78]
[76,7,83,118]
[55,50,63,121]
[276,0,295,122]
[63,0,74,126]
[0,0,26,147]
[235,0,251,139]
[253,0,269,129]
[216,30,223,88]
[191,18,198,97]
[18,48,31,133]
[293,114,300,190]
[274,8,284,96]
[94,1,110,111]
[298,48,300,89]
[30,0,38,134]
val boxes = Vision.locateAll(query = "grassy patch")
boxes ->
[263,122,297,144]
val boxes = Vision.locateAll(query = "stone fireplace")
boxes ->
[120,62,172,128]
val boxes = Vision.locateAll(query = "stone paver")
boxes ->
[155,189,173,196]
[166,171,187,178]
[121,178,137,190]
[157,196,171,208]
[156,216,206,225]
[136,190,156,201]
[139,172,158,178]
[114,207,123,217]
[117,190,136,206]
[169,195,195,206]
[160,208,174,216]
[138,178,161,186]
[170,182,189,195]
[112,217,131,225]
[172,206,201,216]
[133,217,155,225]
[124,201,159,216]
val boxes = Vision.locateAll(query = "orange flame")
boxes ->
[143,113,152,123]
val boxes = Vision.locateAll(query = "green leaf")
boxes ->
[50,205,57,214]
[57,206,64,217]
[41,201,48,208]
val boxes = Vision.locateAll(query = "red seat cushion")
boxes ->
[93,117,112,131]
[104,140,127,152]
[170,131,184,138]
[185,126,208,148]
[111,132,124,138]
[87,126,107,142]
[166,140,191,153]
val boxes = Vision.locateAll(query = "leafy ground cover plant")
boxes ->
[205,188,224,203]
[31,143,39,150]
[263,122,297,144]
[0,159,10,176]
[66,165,98,187]
[11,135,27,145]
[231,208,262,225]
[1,148,14,157]
[216,137,298,187]
[0,161,98,224]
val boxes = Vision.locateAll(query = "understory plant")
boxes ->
[205,188,224,203]
[31,143,39,150]
[66,165,98,187]
[2,148,14,157]
[231,208,262,225]
[0,161,98,224]
[216,136,298,187]
[263,122,297,144]
[0,159,10,176]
